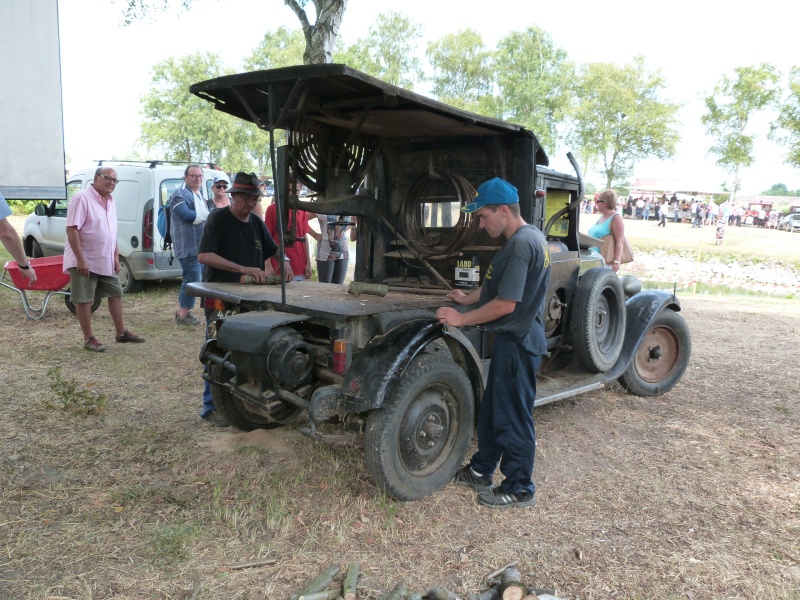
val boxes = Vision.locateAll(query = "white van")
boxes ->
[23,161,227,293]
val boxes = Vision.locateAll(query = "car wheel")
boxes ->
[64,291,101,315]
[364,354,474,501]
[30,239,44,258]
[619,308,691,397]
[207,363,285,431]
[118,257,142,293]
[570,267,626,373]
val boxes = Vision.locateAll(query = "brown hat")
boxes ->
[227,172,265,196]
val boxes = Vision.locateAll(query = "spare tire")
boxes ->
[570,267,626,373]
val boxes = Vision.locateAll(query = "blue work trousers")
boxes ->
[178,255,202,310]
[201,310,215,416]
[470,332,542,496]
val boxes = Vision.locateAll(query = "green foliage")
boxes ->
[244,26,305,70]
[4,200,45,216]
[770,66,800,169]
[139,52,268,173]
[494,26,574,153]
[701,63,781,193]
[333,12,424,89]
[761,183,800,196]
[567,57,680,189]
[148,522,204,561]
[426,29,494,113]
[46,367,108,416]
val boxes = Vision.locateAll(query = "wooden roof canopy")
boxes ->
[190,63,549,167]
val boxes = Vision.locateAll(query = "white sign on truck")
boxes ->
[0,0,66,200]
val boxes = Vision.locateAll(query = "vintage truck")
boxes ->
[187,64,691,501]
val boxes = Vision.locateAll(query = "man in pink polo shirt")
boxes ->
[64,167,145,352]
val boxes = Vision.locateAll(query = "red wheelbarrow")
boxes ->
[1,256,100,320]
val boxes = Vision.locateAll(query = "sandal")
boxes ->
[115,330,145,343]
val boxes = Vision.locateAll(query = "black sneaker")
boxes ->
[202,411,229,428]
[478,487,536,509]
[453,465,492,492]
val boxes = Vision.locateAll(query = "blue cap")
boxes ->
[461,178,519,213]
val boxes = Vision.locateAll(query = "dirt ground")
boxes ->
[1,269,798,600]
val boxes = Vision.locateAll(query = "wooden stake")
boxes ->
[229,557,278,570]
[298,590,341,600]
[342,561,360,600]
[426,587,464,600]
[383,577,411,600]
[484,561,519,583]
[347,281,388,297]
[292,564,341,600]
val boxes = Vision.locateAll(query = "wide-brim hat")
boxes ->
[461,177,519,213]
[228,172,265,196]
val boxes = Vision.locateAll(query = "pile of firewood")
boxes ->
[288,562,564,600]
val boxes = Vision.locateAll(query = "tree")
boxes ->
[139,52,261,171]
[333,12,423,88]
[244,25,305,70]
[770,66,800,170]
[761,183,800,196]
[120,0,346,65]
[426,29,494,113]
[494,26,573,153]
[566,57,680,190]
[701,63,780,196]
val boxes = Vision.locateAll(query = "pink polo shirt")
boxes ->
[63,184,118,276]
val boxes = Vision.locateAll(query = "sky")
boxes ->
[57,0,799,196]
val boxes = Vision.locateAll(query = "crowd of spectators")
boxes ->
[581,195,786,229]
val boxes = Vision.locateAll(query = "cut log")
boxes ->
[347,281,388,297]
[499,568,525,600]
[527,588,556,597]
[342,561,360,600]
[467,584,501,600]
[240,274,283,285]
[383,577,411,600]
[293,564,341,599]
[298,590,341,600]
[426,587,464,600]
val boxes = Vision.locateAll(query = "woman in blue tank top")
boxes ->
[587,189,626,273]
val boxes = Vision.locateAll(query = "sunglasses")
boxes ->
[214,184,228,189]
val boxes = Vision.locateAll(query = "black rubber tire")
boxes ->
[619,308,691,397]
[208,363,283,432]
[364,354,474,501]
[571,267,626,373]
[64,292,101,315]
[30,239,44,258]
[118,257,142,294]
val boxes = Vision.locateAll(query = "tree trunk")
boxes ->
[283,0,347,65]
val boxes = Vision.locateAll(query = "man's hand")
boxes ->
[19,265,37,284]
[436,307,465,327]
[114,257,121,275]
[283,263,294,282]
[77,257,90,277]
[304,262,312,279]
[242,266,268,284]
[447,289,471,304]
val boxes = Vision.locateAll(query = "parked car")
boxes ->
[188,64,692,501]
[23,161,227,293]
[778,213,800,232]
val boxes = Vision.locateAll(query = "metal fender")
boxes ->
[215,310,309,354]
[606,289,682,380]
[337,318,485,414]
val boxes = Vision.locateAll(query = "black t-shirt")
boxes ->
[479,224,551,354]
[199,206,278,283]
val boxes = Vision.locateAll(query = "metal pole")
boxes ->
[267,84,287,310]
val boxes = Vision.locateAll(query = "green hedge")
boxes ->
[5,200,47,216]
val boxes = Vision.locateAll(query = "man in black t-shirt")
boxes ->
[196,172,291,427]
[437,178,551,509]
[199,171,291,284]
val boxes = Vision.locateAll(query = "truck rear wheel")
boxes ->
[208,363,282,431]
[619,308,691,396]
[571,267,626,373]
[364,354,474,501]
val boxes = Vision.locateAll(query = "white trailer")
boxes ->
[0,0,66,200]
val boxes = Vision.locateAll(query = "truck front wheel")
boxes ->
[364,354,474,501]
[619,308,691,396]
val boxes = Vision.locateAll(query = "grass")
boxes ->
[1,216,799,598]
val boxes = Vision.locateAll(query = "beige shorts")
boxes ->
[68,269,123,304]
